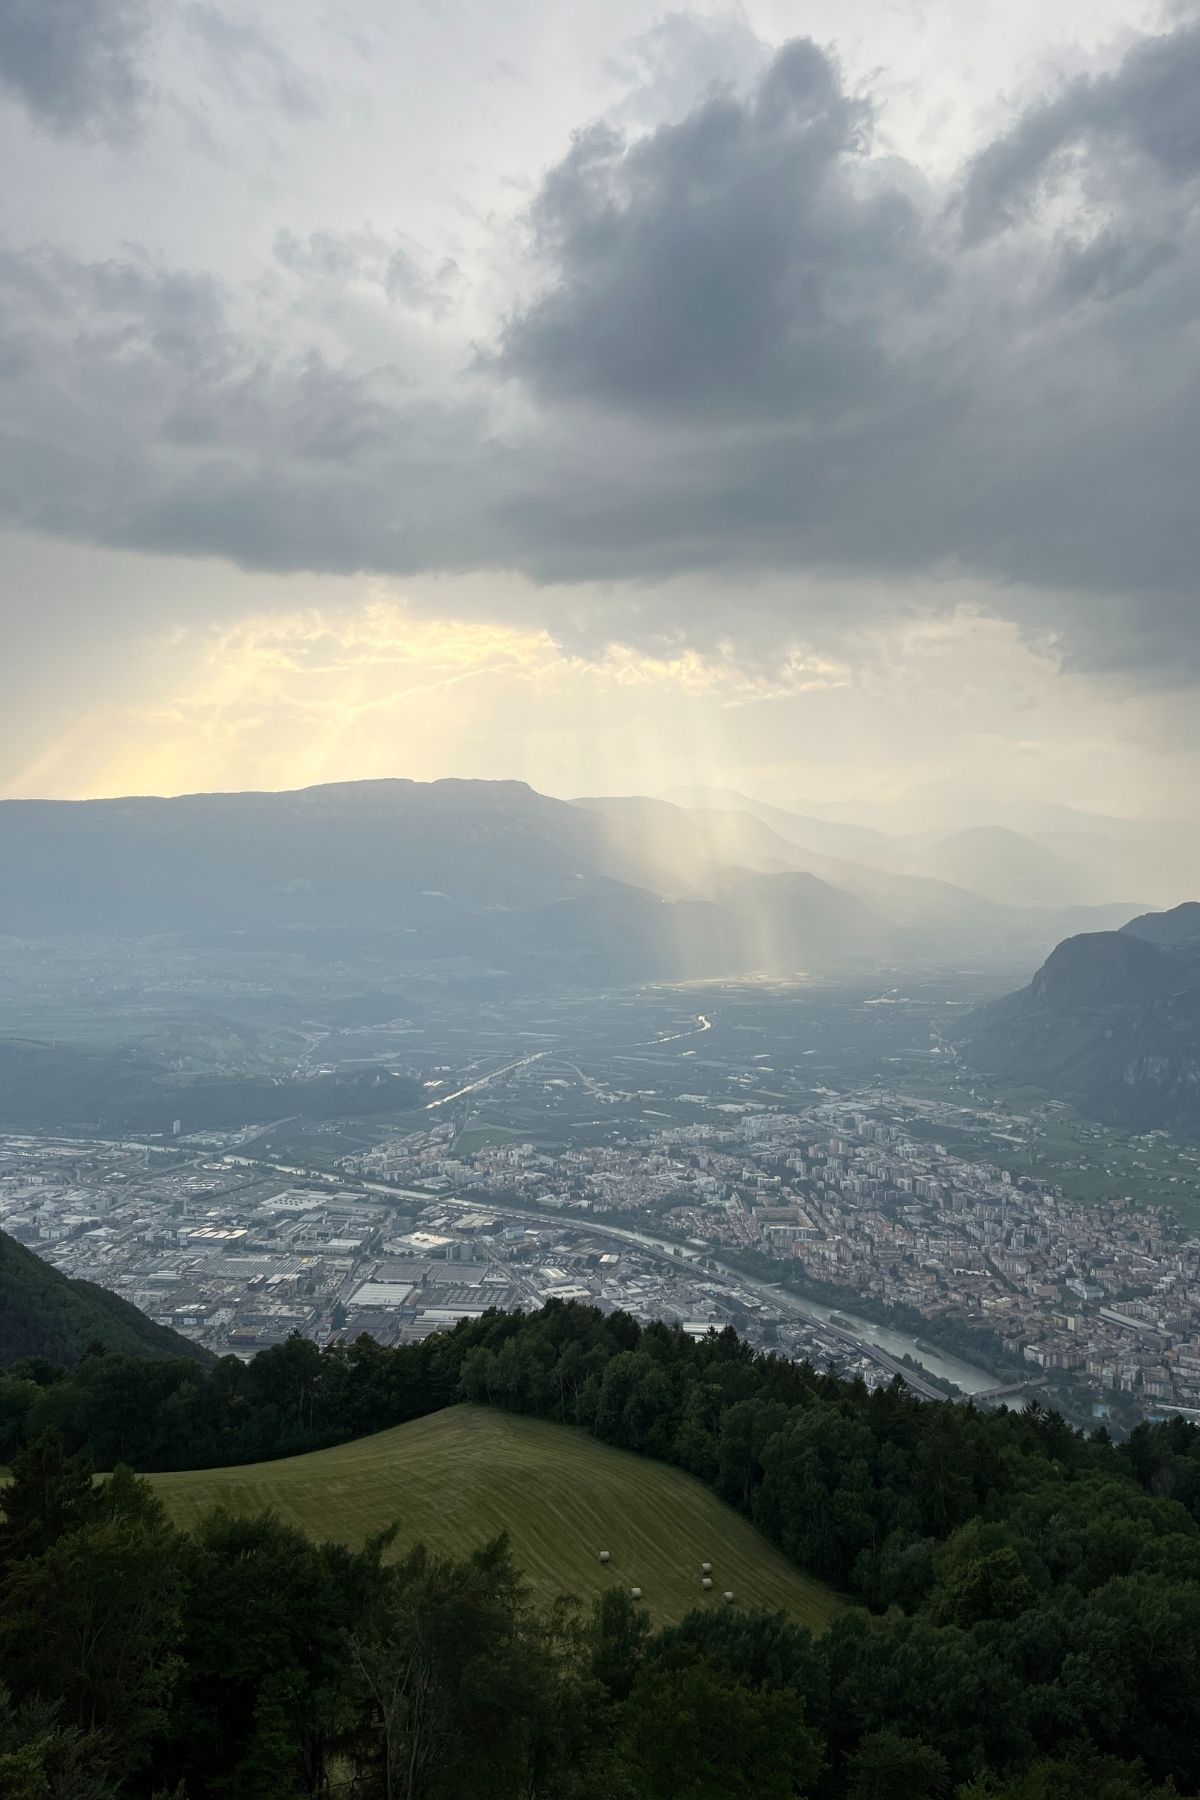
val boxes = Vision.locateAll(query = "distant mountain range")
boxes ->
[665,785,1198,910]
[956,903,1200,1134]
[0,1226,212,1368]
[0,778,1145,983]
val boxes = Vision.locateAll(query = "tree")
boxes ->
[715,1400,789,1512]
[957,1750,1188,1799]
[347,1535,551,1800]
[648,1609,821,1703]
[99,1462,170,1530]
[820,1611,1033,1783]
[236,1670,310,1800]
[589,1589,650,1702]
[0,1375,38,1465]
[0,1519,182,1779]
[344,1533,622,1800]
[754,1408,878,1584]
[620,1656,823,1800]
[0,1681,114,1800]
[165,1508,383,1798]
[931,1546,1034,1628]
[0,1430,98,1568]
[845,1728,949,1799]
[242,1335,325,1437]
[1056,1573,1200,1787]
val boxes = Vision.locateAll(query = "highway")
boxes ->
[423,1051,551,1111]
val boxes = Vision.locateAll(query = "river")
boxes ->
[764,1294,999,1395]
[221,1156,1001,1396]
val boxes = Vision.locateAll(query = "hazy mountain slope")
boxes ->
[578,794,912,903]
[519,883,739,983]
[0,779,672,935]
[572,794,808,883]
[0,781,909,979]
[956,909,1200,1133]
[0,1228,213,1368]
[1124,902,1200,950]
[664,787,1156,908]
[717,870,897,967]
[663,786,896,864]
[0,778,1151,985]
[581,794,1089,948]
[0,1042,422,1134]
[913,826,1107,908]
[524,870,899,981]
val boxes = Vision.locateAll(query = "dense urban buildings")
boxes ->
[7,1057,1200,1422]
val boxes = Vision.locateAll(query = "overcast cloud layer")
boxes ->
[0,0,1197,811]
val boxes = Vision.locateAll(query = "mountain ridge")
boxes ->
[664,784,1179,909]
[956,903,1200,1134]
[0,777,1148,981]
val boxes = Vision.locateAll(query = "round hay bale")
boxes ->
[701,1577,713,1590]
[598,1551,611,1564]
[701,1561,712,1575]
[630,1586,643,1600]
[723,1591,735,1604]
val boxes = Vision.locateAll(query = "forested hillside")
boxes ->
[0,1227,212,1369]
[4,1302,1200,1794]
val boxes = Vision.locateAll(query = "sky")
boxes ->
[1,0,1198,826]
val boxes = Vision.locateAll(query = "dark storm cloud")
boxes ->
[490,21,1200,672]
[0,0,153,138]
[492,39,940,422]
[1047,229,1179,308]
[0,244,493,575]
[3,24,1200,678]
[0,0,321,140]
[959,17,1200,242]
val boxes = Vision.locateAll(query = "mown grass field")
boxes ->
[149,1404,841,1630]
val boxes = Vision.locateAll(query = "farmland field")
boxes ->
[149,1404,841,1630]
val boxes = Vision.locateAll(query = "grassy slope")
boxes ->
[0,1228,212,1369]
[150,1404,841,1631]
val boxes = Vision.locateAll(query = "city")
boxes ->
[7,1009,1200,1427]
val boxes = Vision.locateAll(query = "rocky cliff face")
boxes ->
[957,905,1200,1135]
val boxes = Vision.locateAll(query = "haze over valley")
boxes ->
[2,764,1199,1419]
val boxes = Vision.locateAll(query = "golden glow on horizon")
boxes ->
[2,586,1192,831]
[2,594,851,803]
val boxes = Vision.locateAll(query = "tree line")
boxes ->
[5,1300,1200,1794]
